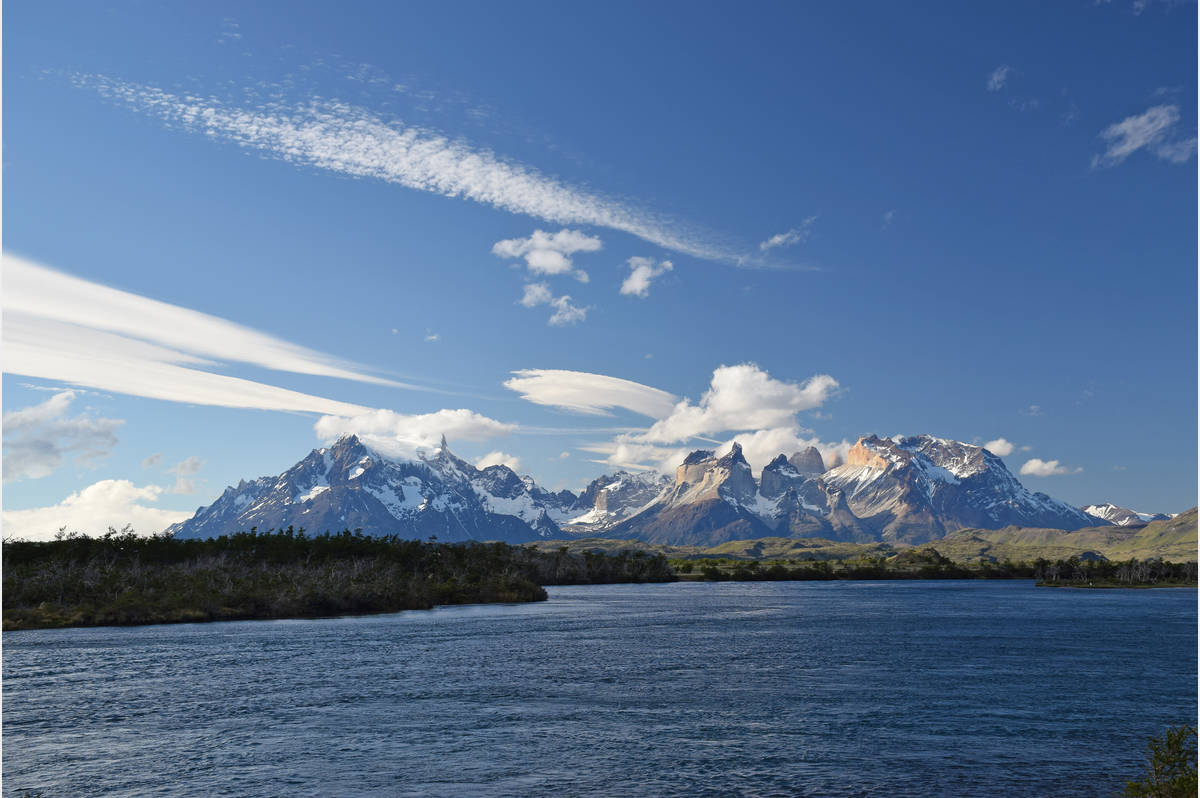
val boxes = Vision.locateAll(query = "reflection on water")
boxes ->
[3,581,1196,797]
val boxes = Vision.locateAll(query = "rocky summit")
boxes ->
[169,433,1153,546]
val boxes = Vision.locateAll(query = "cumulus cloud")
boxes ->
[640,364,839,444]
[517,283,588,326]
[2,480,192,541]
[475,451,522,472]
[314,408,515,460]
[983,438,1016,457]
[167,456,206,494]
[492,229,601,282]
[141,453,163,469]
[987,65,1011,92]
[619,257,674,298]
[1020,458,1082,477]
[573,364,844,474]
[759,216,818,251]
[719,427,851,477]
[503,369,678,417]
[76,75,732,262]
[3,390,123,482]
[1092,105,1197,168]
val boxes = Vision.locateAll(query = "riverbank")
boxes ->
[2,530,674,631]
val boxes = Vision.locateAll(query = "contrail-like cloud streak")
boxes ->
[76,75,732,262]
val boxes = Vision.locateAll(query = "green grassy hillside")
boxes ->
[531,509,1197,565]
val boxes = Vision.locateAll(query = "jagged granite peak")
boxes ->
[168,434,570,543]
[788,446,826,475]
[823,434,1100,543]
[760,455,806,499]
[1082,503,1170,527]
[561,470,671,534]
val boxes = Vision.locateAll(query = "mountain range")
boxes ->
[168,433,1164,546]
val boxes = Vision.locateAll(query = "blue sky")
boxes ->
[4,0,1196,537]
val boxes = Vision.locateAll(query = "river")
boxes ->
[3,580,1195,796]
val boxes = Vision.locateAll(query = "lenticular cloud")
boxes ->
[75,75,730,262]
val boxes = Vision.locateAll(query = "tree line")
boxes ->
[2,527,674,630]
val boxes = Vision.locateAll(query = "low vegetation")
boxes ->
[1123,725,1197,797]
[2,527,674,631]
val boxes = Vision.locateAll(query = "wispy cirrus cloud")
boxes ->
[75,75,734,263]
[1092,104,1197,168]
[759,216,818,251]
[987,65,1011,92]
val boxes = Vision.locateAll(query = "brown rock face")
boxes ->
[844,438,896,470]
[788,446,826,475]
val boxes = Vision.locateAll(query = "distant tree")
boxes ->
[1123,725,1197,798]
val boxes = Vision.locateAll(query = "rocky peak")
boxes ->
[788,446,826,475]
[845,436,906,470]
[760,454,806,499]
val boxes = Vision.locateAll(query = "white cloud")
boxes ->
[585,426,849,477]
[3,390,123,482]
[1022,404,1043,416]
[578,438,694,475]
[619,257,674,298]
[517,283,588,325]
[503,369,678,417]
[1092,104,1197,168]
[1020,458,1081,477]
[5,311,374,417]
[575,364,844,474]
[493,229,601,282]
[5,255,400,387]
[424,331,440,342]
[314,408,515,460]
[475,451,522,472]
[987,65,1011,92]
[2,480,192,541]
[882,209,895,229]
[77,75,731,263]
[640,364,839,443]
[719,427,851,477]
[759,216,818,251]
[167,456,206,494]
[548,296,588,326]
[2,255,413,417]
[141,453,163,469]
[983,438,1016,457]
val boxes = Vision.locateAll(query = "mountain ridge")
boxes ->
[169,433,1172,546]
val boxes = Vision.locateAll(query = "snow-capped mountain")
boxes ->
[820,435,1098,543]
[606,444,777,545]
[1082,503,1170,527]
[168,435,578,543]
[169,432,1114,547]
[602,434,1101,546]
[562,471,671,534]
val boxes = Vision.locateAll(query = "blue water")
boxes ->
[3,580,1196,797]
